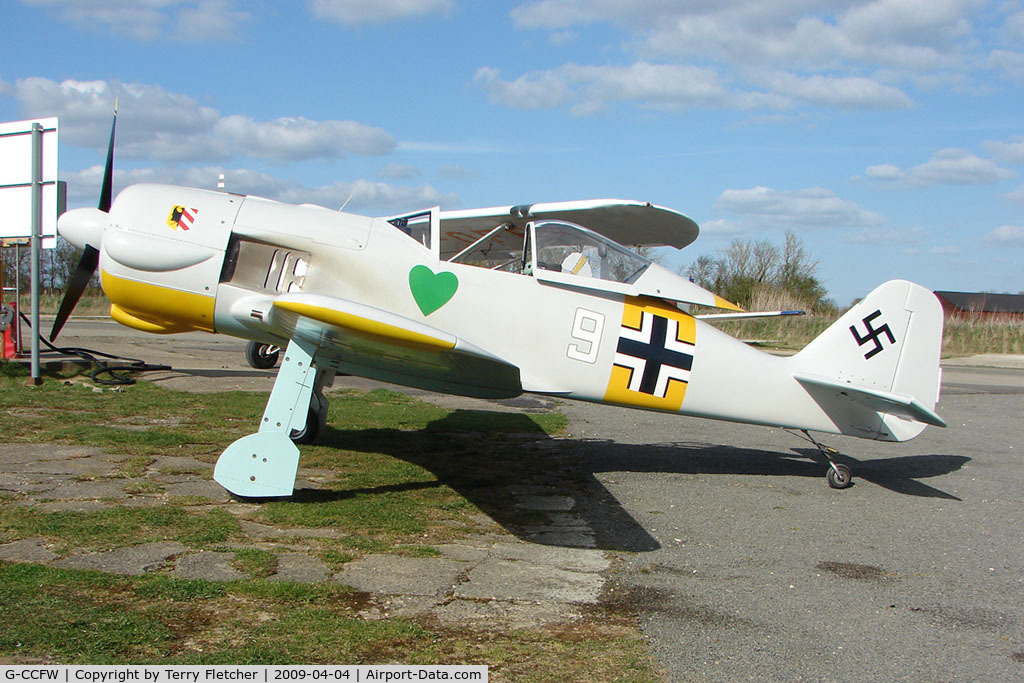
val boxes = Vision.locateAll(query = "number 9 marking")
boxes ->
[567,308,604,364]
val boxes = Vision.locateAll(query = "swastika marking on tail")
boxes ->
[849,309,895,360]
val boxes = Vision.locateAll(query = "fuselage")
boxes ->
[68,183,932,442]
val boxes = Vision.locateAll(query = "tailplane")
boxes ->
[791,280,945,441]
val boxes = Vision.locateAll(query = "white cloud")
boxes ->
[1003,185,1024,204]
[754,71,912,110]
[377,163,422,179]
[865,148,1015,186]
[983,136,1024,164]
[985,225,1024,245]
[8,77,395,162]
[437,165,480,180]
[215,115,395,160]
[715,186,884,229]
[864,164,905,181]
[474,62,787,114]
[900,244,962,255]
[512,0,980,71]
[986,50,1024,83]
[842,225,928,245]
[175,0,250,41]
[500,1,1010,114]
[696,218,745,237]
[21,0,250,41]
[63,165,456,214]
[308,0,453,24]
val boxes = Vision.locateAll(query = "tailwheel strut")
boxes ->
[801,430,853,489]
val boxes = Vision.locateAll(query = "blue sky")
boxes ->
[1,0,1022,304]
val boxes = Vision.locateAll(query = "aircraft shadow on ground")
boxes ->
[294,409,969,553]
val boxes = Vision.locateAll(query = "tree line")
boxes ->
[684,231,834,313]
[0,240,89,297]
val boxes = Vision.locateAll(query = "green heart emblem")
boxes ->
[409,265,459,316]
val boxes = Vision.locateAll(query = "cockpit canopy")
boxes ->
[530,220,651,285]
[384,201,737,310]
[447,219,650,282]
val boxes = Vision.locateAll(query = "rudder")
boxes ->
[791,280,944,441]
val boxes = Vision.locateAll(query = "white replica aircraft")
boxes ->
[52,113,945,497]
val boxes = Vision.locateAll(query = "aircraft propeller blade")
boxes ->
[98,101,117,213]
[50,101,117,342]
[49,245,100,342]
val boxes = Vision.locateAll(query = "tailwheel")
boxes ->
[800,430,855,490]
[826,463,853,489]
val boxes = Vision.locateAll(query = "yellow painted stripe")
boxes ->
[713,294,744,312]
[274,300,456,351]
[110,305,176,333]
[101,271,215,334]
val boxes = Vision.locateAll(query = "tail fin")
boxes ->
[791,280,945,441]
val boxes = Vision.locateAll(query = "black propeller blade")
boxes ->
[49,245,99,342]
[49,102,117,342]
[97,101,117,211]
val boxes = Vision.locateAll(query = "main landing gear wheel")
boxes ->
[289,406,320,445]
[826,463,853,489]
[245,341,280,369]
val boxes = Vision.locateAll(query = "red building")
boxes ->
[934,291,1024,321]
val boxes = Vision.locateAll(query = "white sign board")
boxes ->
[0,117,59,247]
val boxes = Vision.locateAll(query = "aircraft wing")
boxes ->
[438,199,700,260]
[244,292,523,399]
[697,310,804,321]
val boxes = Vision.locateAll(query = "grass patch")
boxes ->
[0,375,656,676]
[0,377,267,459]
[0,505,241,553]
[707,312,1024,356]
[230,548,278,578]
[0,561,658,677]
[942,317,1024,356]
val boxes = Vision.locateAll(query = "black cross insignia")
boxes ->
[849,309,895,360]
[616,314,693,396]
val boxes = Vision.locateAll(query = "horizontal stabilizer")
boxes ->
[794,372,946,428]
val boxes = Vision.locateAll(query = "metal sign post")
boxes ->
[29,123,42,383]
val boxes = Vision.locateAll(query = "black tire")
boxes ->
[826,463,853,489]
[289,406,320,445]
[245,341,279,369]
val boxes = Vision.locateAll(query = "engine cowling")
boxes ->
[97,184,239,333]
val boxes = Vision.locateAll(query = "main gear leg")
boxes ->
[214,338,319,497]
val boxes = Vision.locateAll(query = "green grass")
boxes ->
[0,380,567,552]
[0,562,422,665]
[229,548,279,578]
[0,561,656,676]
[0,376,267,458]
[0,506,240,553]
[708,313,1024,357]
[0,369,656,677]
[942,316,1024,356]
